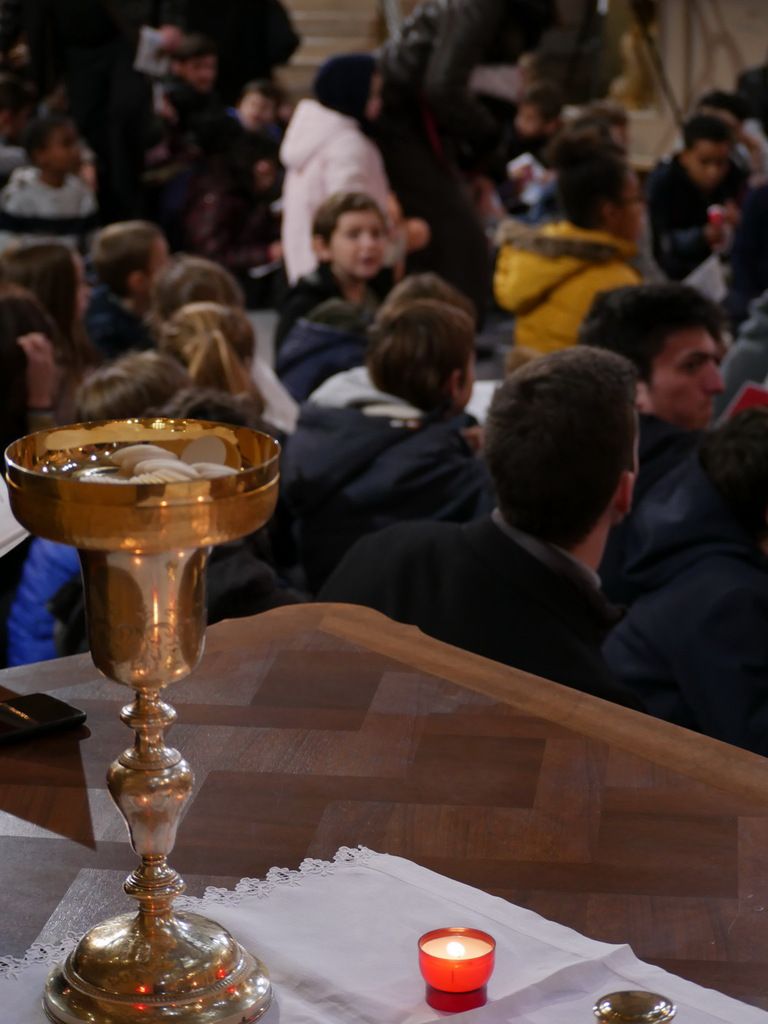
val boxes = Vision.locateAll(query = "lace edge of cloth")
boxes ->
[0,845,377,979]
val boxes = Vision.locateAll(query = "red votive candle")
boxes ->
[418,927,496,1012]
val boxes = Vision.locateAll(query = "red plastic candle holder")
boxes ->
[418,927,496,1012]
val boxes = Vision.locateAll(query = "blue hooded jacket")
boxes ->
[276,319,367,402]
[7,538,79,666]
[603,456,768,754]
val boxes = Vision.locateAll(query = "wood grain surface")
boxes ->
[1,603,767,1008]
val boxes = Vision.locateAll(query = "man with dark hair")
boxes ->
[321,347,640,708]
[579,282,724,603]
[580,283,724,431]
[647,113,747,279]
[604,408,768,756]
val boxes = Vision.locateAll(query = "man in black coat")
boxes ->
[375,0,555,321]
[578,282,725,603]
[0,0,187,219]
[321,347,641,710]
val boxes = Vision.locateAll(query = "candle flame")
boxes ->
[446,940,466,958]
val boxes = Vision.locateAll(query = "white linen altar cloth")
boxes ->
[1,847,765,1023]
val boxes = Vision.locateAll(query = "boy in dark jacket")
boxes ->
[281,298,492,592]
[604,408,768,754]
[276,190,390,350]
[86,220,170,359]
[647,114,747,280]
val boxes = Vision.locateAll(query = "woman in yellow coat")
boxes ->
[494,131,644,354]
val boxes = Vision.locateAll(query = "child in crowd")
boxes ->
[0,115,98,253]
[281,298,492,592]
[148,254,298,434]
[0,73,35,186]
[182,126,282,297]
[161,386,266,431]
[1,242,97,422]
[75,350,190,423]
[235,80,282,138]
[163,34,225,141]
[492,82,562,220]
[150,253,245,329]
[494,130,642,353]
[647,113,747,280]
[0,283,59,450]
[376,272,477,322]
[280,272,478,410]
[276,191,388,349]
[510,82,563,162]
[86,220,170,359]
[695,89,768,182]
[280,53,390,284]
[278,271,477,404]
[159,301,265,412]
[276,298,370,403]
[0,282,60,665]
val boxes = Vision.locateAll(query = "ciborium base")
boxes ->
[43,911,272,1024]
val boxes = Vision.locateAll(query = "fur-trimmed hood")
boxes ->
[494,219,637,314]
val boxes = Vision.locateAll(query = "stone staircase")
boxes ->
[277,0,385,99]
[277,1,602,105]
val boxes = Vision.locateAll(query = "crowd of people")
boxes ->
[3,0,768,760]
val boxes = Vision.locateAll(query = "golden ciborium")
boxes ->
[4,418,280,1024]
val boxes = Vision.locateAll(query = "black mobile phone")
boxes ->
[0,693,87,746]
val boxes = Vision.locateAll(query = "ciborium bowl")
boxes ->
[5,418,280,1024]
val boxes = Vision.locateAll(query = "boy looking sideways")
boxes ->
[276,191,388,349]
[0,114,97,253]
[86,221,170,359]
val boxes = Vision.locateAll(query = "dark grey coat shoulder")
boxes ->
[715,287,768,417]
[379,0,553,149]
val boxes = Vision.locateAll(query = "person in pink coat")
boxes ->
[280,54,392,284]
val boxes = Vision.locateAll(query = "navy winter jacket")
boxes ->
[7,538,78,666]
[85,284,154,360]
[603,457,768,754]
[276,319,366,402]
[599,414,699,605]
[281,402,494,591]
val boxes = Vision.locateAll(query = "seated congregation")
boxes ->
[3,7,768,765]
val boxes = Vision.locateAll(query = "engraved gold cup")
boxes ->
[4,418,281,1024]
